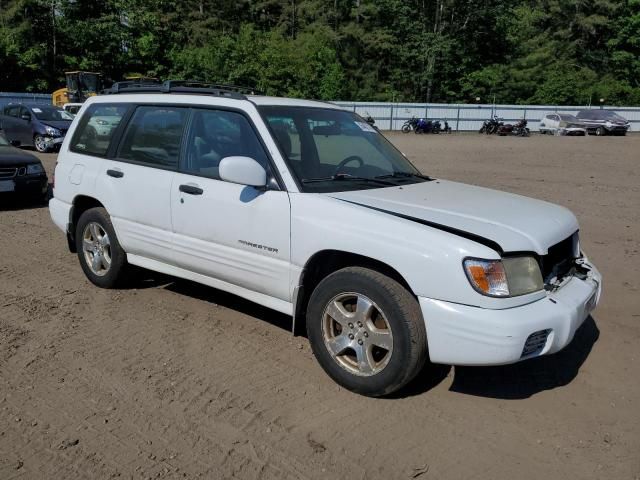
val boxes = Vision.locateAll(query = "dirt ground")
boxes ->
[1,133,639,479]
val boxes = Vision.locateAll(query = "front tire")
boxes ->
[34,134,49,153]
[596,126,606,136]
[75,207,128,288]
[306,267,427,397]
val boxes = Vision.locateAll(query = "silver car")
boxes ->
[539,113,586,136]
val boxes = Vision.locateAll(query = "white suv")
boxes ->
[49,82,602,396]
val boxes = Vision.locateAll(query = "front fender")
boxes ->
[290,193,545,310]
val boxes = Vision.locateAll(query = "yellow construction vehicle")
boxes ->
[123,75,159,83]
[52,71,103,106]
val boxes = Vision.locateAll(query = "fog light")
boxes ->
[521,329,551,357]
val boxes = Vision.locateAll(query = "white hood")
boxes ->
[328,180,578,254]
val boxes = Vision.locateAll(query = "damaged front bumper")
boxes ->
[419,257,602,366]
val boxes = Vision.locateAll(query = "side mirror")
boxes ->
[10,140,21,147]
[21,113,31,121]
[219,156,267,187]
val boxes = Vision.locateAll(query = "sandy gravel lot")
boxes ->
[1,133,639,479]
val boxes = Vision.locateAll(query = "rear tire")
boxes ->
[596,126,606,136]
[75,207,128,288]
[306,267,427,397]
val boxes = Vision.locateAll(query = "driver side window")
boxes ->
[183,109,269,180]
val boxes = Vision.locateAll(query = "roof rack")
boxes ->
[102,80,260,100]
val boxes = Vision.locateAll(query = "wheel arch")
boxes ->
[66,195,106,252]
[292,249,416,336]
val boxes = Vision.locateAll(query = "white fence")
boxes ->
[2,92,638,132]
[333,101,640,132]
[0,92,52,107]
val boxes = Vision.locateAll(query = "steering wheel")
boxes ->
[332,155,364,176]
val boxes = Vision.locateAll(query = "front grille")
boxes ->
[540,232,579,282]
[0,167,17,179]
[521,329,551,357]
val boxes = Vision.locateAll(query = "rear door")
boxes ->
[170,107,291,305]
[1,106,20,142]
[92,104,187,263]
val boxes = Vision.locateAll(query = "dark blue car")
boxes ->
[0,103,73,152]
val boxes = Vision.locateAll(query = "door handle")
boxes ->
[107,169,124,178]
[179,184,203,195]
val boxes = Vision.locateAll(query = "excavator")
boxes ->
[52,71,103,107]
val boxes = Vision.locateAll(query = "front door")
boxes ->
[17,106,34,146]
[170,108,291,304]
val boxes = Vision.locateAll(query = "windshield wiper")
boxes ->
[374,172,433,181]
[301,174,395,186]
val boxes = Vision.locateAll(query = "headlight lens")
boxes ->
[464,256,543,297]
[26,163,44,175]
[45,126,61,136]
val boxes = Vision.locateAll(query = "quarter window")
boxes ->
[118,106,188,168]
[70,103,129,156]
[183,109,269,179]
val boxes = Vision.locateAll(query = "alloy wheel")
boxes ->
[321,292,393,376]
[82,222,112,276]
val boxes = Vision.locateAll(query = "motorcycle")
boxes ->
[498,119,530,137]
[402,116,419,133]
[479,115,503,134]
[402,116,446,134]
[363,113,379,131]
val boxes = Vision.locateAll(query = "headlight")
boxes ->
[95,119,108,125]
[463,256,543,297]
[45,126,61,136]
[26,163,45,175]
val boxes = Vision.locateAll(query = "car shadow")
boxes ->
[122,268,599,400]
[165,278,293,332]
[391,316,599,399]
[448,316,599,399]
[0,185,51,211]
[125,269,293,333]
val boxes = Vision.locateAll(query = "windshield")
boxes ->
[260,106,426,192]
[80,73,100,93]
[31,106,73,122]
[601,111,626,121]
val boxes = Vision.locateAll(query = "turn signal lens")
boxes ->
[463,259,509,296]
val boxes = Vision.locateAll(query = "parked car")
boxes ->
[0,103,73,152]
[0,132,48,200]
[539,113,586,136]
[63,103,84,116]
[575,109,630,136]
[49,82,602,397]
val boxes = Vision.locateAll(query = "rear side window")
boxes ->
[5,106,20,117]
[117,106,188,169]
[71,103,129,156]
